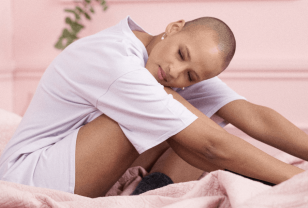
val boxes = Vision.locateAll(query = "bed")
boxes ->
[0,108,307,208]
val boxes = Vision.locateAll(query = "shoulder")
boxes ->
[174,77,230,100]
[56,25,146,71]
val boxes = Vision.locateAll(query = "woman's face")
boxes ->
[146,29,224,88]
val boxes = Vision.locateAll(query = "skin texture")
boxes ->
[74,86,305,198]
[137,20,225,88]
[74,20,306,198]
[163,88,304,184]
[216,100,308,162]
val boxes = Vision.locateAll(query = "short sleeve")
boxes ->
[96,69,198,154]
[173,76,246,128]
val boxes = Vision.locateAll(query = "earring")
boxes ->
[182,87,185,90]
[161,33,165,40]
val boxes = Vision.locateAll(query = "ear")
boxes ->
[165,20,185,37]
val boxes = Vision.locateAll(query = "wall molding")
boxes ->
[61,0,299,2]
[0,71,14,81]
[60,0,225,2]
[229,58,308,71]
[219,69,308,80]
[12,58,308,80]
[14,69,44,79]
[220,58,308,79]
[12,69,308,80]
[0,61,15,73]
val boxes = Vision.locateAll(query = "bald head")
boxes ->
[182,17,236,70]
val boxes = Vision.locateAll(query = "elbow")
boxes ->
[202,142,222,161]
[201,133,230,162]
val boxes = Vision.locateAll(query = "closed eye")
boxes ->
[188,72,192,82]
[178,50,184,60]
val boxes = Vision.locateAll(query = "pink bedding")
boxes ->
[1,109,308,208]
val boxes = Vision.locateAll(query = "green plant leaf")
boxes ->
[65,9,81,20]
[84,12,91,20]
[55,37,65,49]
[62,28,72,38]
[71,22,84,33]
[90,7,95,13]
[66,37,75,46]
[64,9,75,13]
[55,28,78,50]
[63,29,78,43]
[55,0,108,50]
[75,6,84,14]
[65,17,73,24]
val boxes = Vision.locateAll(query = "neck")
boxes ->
[132,31,164,56]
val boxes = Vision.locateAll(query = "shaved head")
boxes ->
[182,17,236,70]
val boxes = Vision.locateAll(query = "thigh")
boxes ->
[130,141,170,172]
[74,114,139,198]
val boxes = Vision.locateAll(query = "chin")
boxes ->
[158,82,168,87]
[161,83,173,88]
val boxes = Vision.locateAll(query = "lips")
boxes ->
[158,66,167,81]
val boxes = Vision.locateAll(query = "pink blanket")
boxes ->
[1,109,308,208]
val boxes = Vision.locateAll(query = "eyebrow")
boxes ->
[185,46,201,81]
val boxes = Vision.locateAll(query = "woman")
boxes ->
[0,16,304,198]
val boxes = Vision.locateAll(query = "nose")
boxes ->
[169,63,187,81]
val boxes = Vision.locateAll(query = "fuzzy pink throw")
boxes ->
[0,108,308,208]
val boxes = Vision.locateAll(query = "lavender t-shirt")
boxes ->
[0,16,245,193]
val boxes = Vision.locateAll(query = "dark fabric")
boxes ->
[131,172,174,195]
[225,169,275,186]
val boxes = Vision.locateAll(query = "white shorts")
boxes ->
[2,128,79,194]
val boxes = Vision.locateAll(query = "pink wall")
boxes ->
[1,0,308,135]
[0,0,14,112]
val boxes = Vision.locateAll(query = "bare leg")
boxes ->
[132,142,222,184]
[130,146,222,195]
[74,114,139,198]
[130,141,170,172]
[74,86,224,197]
[149,147,206,183]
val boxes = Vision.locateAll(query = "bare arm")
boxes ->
[164,87,304,185]
[216,99,308,161]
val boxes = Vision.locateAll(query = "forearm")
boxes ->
[171,120,304,185]
[218,101,308,161]
[208,129,304,184]
[167,138,222,173]
[261,108,308,160]
[252,107,308,159]
[165,88,304,184]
